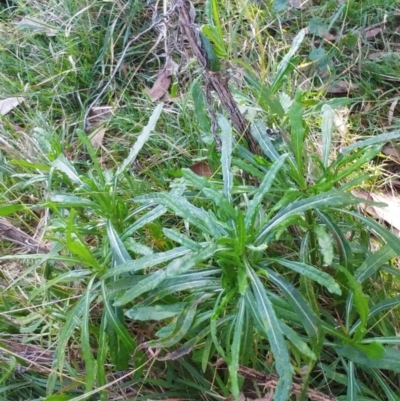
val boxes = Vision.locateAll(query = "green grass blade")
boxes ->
[51,154,86,188]
[347,361,358,401]
[218,115,233,202]
[245,153,287,230]
[97,313,108,401]
[116,103,163,177]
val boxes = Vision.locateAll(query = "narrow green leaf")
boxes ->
[272,258,341,295]
[279,320,316,361]
[257,191,359,245]
[97,313,108,401]
[321,104,334,167]
[314,224,334,266]
[107,220,132,265]
[122,204,167,239]
[218,115,233,202]
[350,295,400,336]
[250,120,281,162]
[103,247,191,278]
[288,89,305,173]
[355,244,396,283]
[245,262,293,400]
[272,28,307,93]
[0,205,26,216]
[316,210,353,268]
[335,346,400,372]
[116,103,163,177]
[229,297,245,399]
[341,130,400,154]
[347,361,358,401]
[191,79,210,135]
[369,368,400,401]
[245,154,288,229]
[125,303,186,321]
[101,281,137,353]
[163,228,202,251]
[49,194,99,209]
[81,276,96,392]
[51,154,86,187]
[337,210,400,255]
[113,244,216,305]
[267,269,321,342]
[140,299,200,348]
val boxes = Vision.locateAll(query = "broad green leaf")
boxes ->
[321,104,334,167]
[272,29,307,93]
[341,130,400,154]
[218,115,233,202]
[314,224,334,266]
[81,276,96,392]
[116,103,163,177]
[245,262,293,400]
[103,246,191,278]
[354,343,385,359]
[182,167,210,190]
[245,154,288,229]
[107,220,131,265]
[272,258,341,295]
[257,191,359,244]
[308,17,329,37]
[288,89,305,173]
[355,244,396,283]
[51,154,86,187]
[335,346,400,372]
[125,303,186,321]
[202,188,236,218]
[250,120,281,162]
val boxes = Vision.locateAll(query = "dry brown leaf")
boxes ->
[364,27,383,40]
[146,57,175,102]
[86,105,113,130]
[189,161,212,177]
[0,97,24,115]
[326,81,358,94]
[89,126,106,149]
[353,190,400,236]
[367,52,389,61]
[382,146,400,162]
